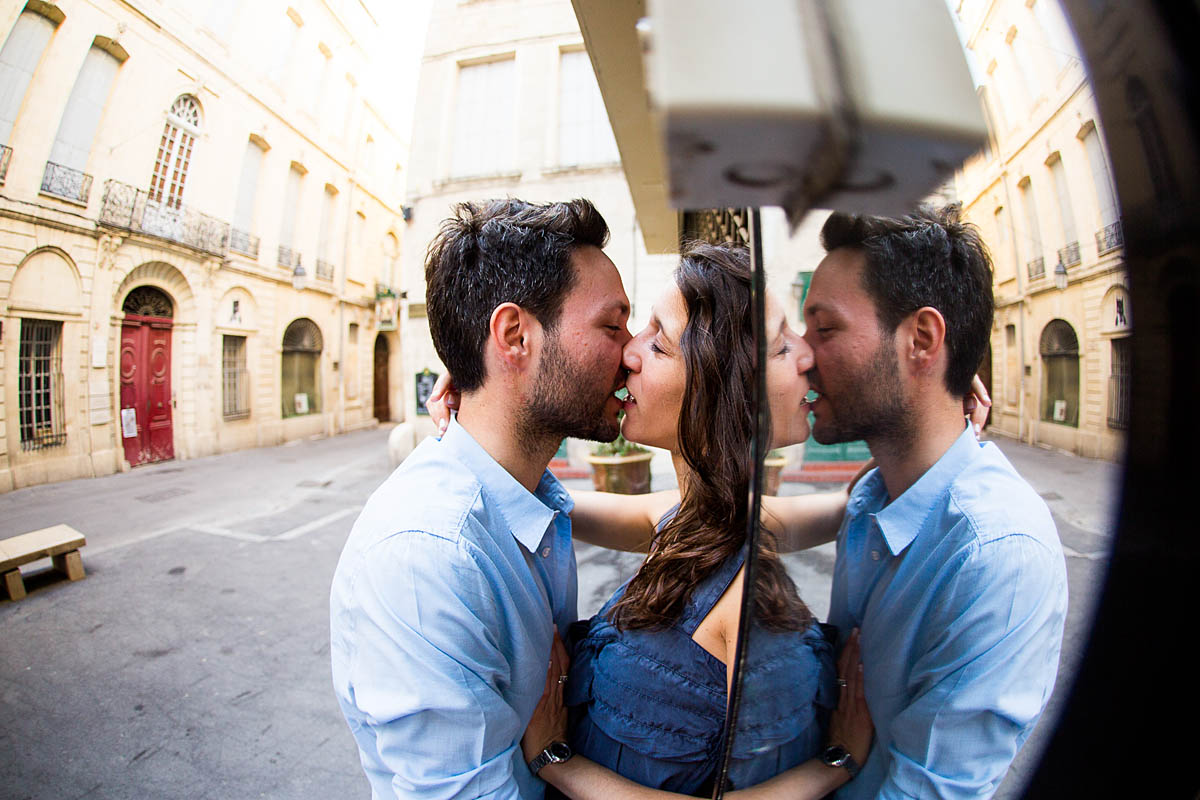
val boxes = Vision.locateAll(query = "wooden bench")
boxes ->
[1,525,86,601]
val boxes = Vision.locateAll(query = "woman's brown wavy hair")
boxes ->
[608,241,813,633]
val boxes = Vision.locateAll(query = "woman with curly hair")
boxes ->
[522,241,872,798]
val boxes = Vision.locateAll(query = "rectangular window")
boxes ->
[18,319,66,450]
[232,139,265,257]
[558,49,619,167]
[0,9,58,146]
[1082,124,1119,228]
[279,163,304,251]
[49,44,121,172]
[346,323,359,400]
[1004,324,1019,407]
[452,57,515,177]
[1048,155,1079,261]
[318,185,337,261]
[1108,337,1131,429]
[222,335,250,419]
[992,206,1013,282]
[1019,178,1044,278]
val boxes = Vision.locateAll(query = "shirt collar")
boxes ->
[439,416,574,552]
[875,423,980,556]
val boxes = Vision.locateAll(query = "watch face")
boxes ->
[823,745,849,767]
[549,741,572,761]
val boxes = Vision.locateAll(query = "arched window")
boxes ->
[282,318,322,417]
[122,285,174,318]
[148,95,201,210]
[1040,319,1079,427]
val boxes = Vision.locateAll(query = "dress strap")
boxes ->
[675,542,748,635]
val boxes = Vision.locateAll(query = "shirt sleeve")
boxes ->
[878,532,1067,800]
[346,530,526,800]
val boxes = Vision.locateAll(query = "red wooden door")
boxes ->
[373,334,390,421]
[120,317,174,466]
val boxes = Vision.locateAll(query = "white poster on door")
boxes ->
[121,407,138,438]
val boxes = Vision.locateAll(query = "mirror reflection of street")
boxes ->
[0,425,1115,798]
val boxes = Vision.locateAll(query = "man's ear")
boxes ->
[488,302,539,371]
[904,306,947,376]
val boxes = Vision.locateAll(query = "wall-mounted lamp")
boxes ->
[292,262,307,292]
[1053,258,1068,290]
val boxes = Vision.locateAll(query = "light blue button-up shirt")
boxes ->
[330,418,576,799]
[829,425,1067,799]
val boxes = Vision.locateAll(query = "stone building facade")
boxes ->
[398,0,679,453]
[952,0,1130,461]
[0,0,413,492]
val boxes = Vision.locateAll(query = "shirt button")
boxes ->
[540,546,551,558]
[871,550,881,561]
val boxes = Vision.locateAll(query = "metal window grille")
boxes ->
[1108,337,1131,429]
[41,161,93,203]
[1026,256,1046,280]
[1096,220,1124,255]
[0,144,12,184]
[18,319,67,450]
[222,335,250,419]
[230,228,260,259]
[1057,241,1082,267]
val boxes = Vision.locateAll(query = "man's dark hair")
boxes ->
[424,198,609,392]
[820,205,994,396]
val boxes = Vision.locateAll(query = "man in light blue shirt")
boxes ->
[802,208,1068,799]
[331,199,632,798]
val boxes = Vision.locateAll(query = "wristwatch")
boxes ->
[528,741,573,775]
[820,744,861,779]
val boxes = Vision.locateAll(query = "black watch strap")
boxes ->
[528,741,573,775]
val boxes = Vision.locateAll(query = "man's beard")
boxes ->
[811,340,913,450]
[516,334,621,452]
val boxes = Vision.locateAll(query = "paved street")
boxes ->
[0,426,1118,799]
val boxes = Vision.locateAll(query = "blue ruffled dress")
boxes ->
[564,512,837,793]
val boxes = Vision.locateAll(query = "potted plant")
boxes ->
[586,426,653,494]
[763,449,788,496]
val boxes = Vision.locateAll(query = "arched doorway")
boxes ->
[373,333,390,422]
[120,286,175,465]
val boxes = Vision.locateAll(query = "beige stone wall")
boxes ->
[400,0,679,444]
[0,0,416,492]
[953,0,1128,461]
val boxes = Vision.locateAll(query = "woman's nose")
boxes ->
[622,340,641,372]
[796,338,814,374]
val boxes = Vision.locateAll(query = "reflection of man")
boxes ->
[802,208,1067,799]
[330,198,630,798]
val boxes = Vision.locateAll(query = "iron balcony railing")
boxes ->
[230,228,260,259]
[315,258,335,282]
[99,179,230,257]
[1108,373,1130,429]
[278,245,302,270]
[1096,220,1124,255]
[41,161,93,204]
[0,144,11,184]
[1026,256,1046,281]
[1057,241,1082,268]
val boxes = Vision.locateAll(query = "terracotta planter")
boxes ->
[763,456,788,496]
[586,451,653,494]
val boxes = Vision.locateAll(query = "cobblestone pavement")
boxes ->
[0,427,1117,799]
